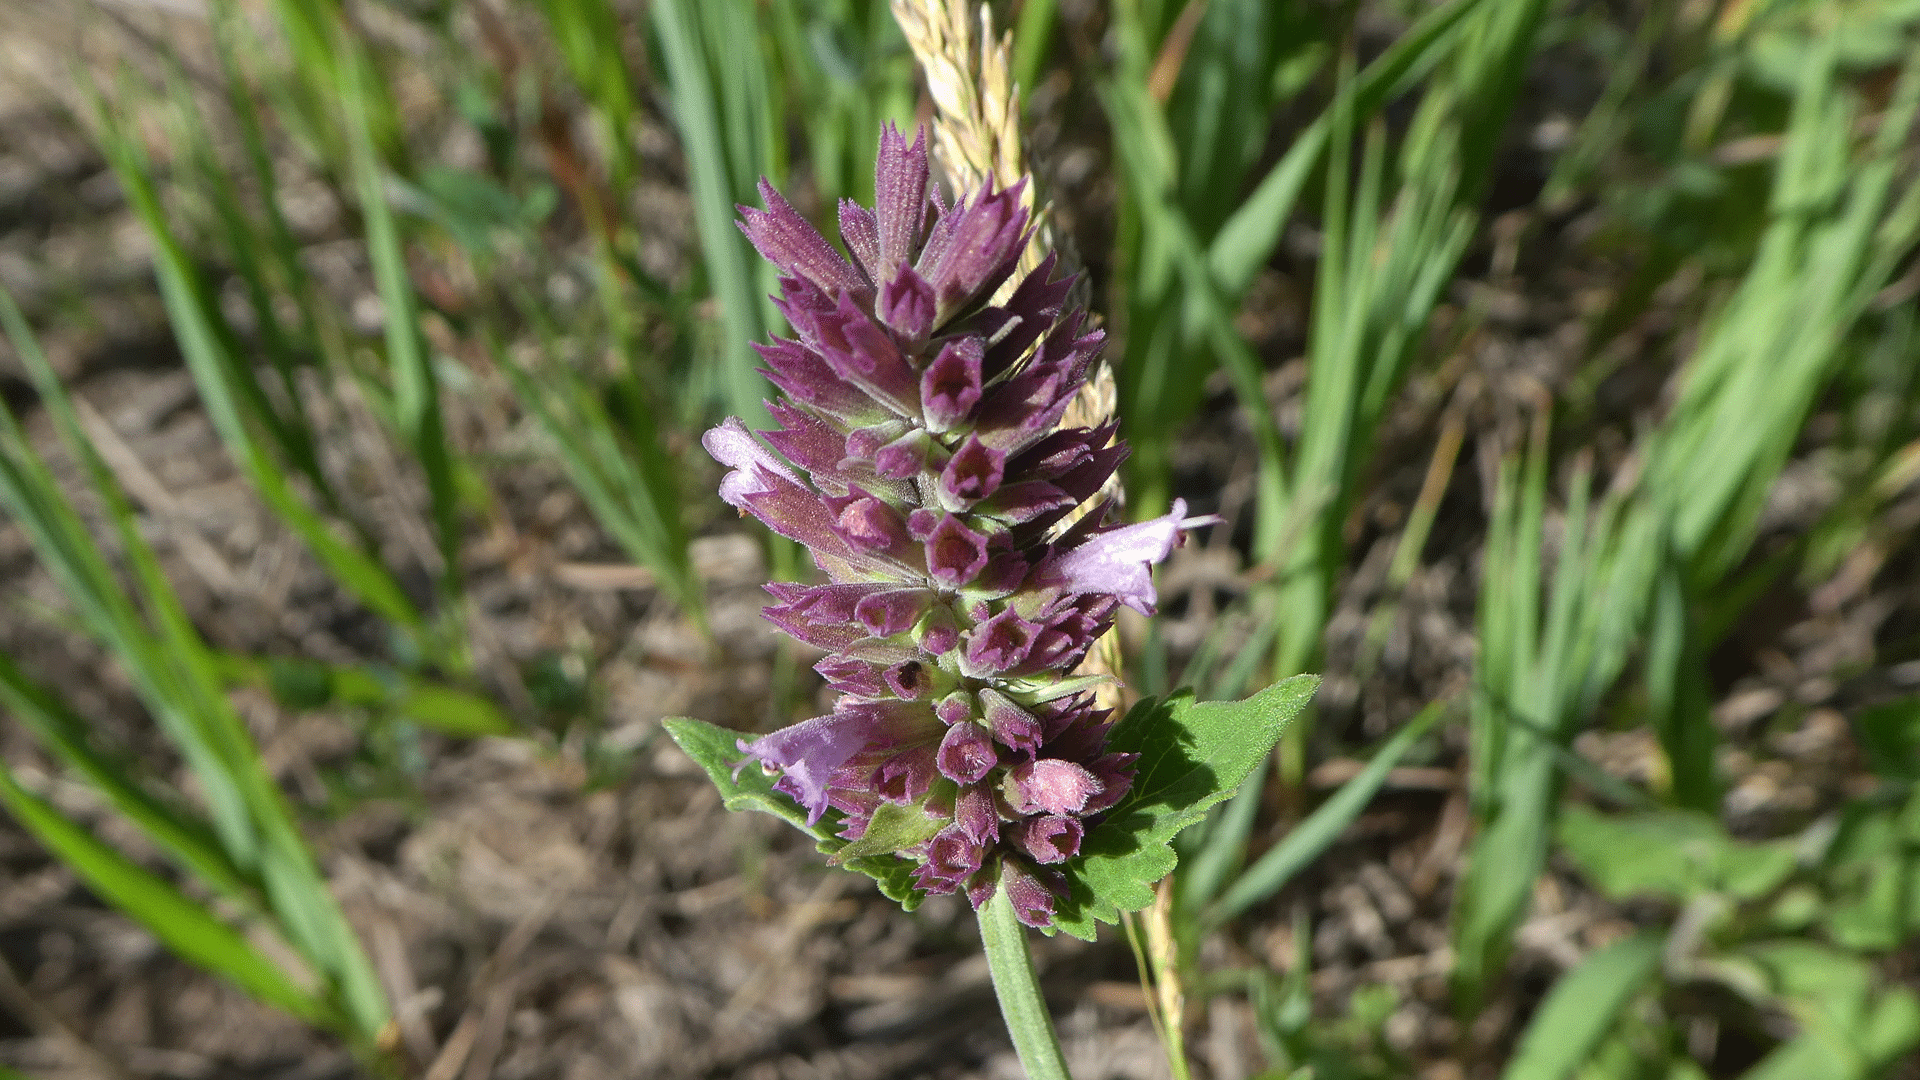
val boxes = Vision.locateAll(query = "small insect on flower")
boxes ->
[705,125,1215,929]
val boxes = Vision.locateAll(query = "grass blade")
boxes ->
[653,0,778,427]
[337,36,465,611]
[498,334,707,627]
[1202,700,1447,926]
[0,653,251,904]
[85,110,428,642]
[1500,933,1664,1080]
[0,289,391,1045]
[0,763,334,1028]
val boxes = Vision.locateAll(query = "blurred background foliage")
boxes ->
[0,0,1918,1077]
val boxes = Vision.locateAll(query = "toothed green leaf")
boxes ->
[1049,675,1318,940]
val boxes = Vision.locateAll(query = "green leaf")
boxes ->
[1854,697,1920,781]
[1049,675,1319,940]
[1558,807,1795,902]
[1502,933,1664,1080]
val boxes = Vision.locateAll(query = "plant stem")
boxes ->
[979,889,1073,1080]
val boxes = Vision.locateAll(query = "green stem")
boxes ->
[979,888,1074,1080]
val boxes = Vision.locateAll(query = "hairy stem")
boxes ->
[979,889,1073,1080]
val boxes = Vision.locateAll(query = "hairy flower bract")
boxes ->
[706,125,1212,928]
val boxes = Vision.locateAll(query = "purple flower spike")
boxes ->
[707,124,1214,928]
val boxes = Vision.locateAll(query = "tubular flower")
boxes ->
[708,125,1216,928]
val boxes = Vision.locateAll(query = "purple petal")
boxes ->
[978,688,1043,753]
[916,178,1030,321]
[872,428,938,479]
[877,266,936,349]
[959,607,1042,679]
[911,511,990,587]
[1001,860,1065,928]
[978,253,1075,380]
[1013,814,1082,864]
[703,417,802,509]
[838,199,880,276]
[738,180,870,297]
[979,480,1076,525]
[790,293,922,419]
[917,605,961,656]
[1082,752,1139,814]
[824,488,915,558]
[883,659,934,699]
[1040,499,1219,614]
[934,691,974,726]
[913,825,983,894]
[816,655,887,697]
[739,711,888,824]
[756,338,880,425]
[762,583,882,651]
[954,785,1001,845]
[875,745,939,803]
[853,588,933,637]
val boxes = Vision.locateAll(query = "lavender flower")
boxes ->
[707,125,1215,928]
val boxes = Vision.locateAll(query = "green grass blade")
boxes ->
[653,0,776,427]
[0,761,333,1028]
[0,653,253,904]
[337,39,464,608]
[0,290,390,1044]
[531,0,640,189]
[1207,0,1491,293]
[83,117,427,639]
[1010,0,1059,103]
[1500,933,1664,1080]
[1204,701,1446,926]
[498,339,707,627]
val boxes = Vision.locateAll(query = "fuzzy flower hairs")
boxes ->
[697,126,1214,929]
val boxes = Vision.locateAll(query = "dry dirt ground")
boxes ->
[1,3,1917,1080]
